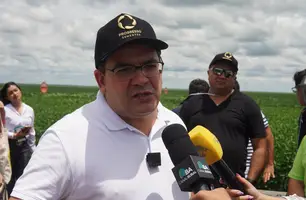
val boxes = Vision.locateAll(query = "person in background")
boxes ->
[0,100,11,199]
[287,69,306,197]
[0,82,36,196]
[234,80,275,183]
[172,78,209,115]
[180,52,267,186]
[292,69,306,149]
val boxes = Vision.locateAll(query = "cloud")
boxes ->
[0,0,305,92]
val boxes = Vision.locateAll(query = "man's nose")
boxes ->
[131,69,149,85]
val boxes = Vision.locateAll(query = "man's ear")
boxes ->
[94,69,106,93]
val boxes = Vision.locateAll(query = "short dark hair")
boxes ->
[0,82,22,105]
[188,79,209,94]
[293,69,306,87]
[234,80,240,91]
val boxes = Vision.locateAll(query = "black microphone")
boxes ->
[161,123,216,193]
[210,160,246,192]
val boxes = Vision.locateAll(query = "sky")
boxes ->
[0,0,305,93]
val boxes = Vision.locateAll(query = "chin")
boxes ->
[133,104,158,117]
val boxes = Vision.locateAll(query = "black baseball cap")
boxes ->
[209,52,238,72]
[94,13,168,68]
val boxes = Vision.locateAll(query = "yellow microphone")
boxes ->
[188,125,223,165]
[188,125,245,192]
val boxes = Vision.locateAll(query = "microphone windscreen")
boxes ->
[162,124,198,166]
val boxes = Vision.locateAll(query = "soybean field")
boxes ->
[9,84,302,191]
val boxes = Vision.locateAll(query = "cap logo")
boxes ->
[222,52,233,61]
[117,14,142,39]
[117,14,137,30]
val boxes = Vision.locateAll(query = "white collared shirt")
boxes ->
[11,90,189,200]
[4,103,36,151]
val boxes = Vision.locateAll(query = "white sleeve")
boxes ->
[282,194,306,200]
[6,130,14,138]
[10,130,73,200]
[26,106,36,151]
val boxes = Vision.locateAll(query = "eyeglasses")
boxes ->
[106,62,164,82]
[211,67,235,78]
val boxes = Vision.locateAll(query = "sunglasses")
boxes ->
[211,67,235,78]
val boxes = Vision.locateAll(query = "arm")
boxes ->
[265,126,274,166]
[245,103,267,182]
[9,130,72,200]
[26,107,36,151]
[287,137,306,196]
[225,174,297,200]
[248,137,267,182]
[263,126,275,182]
[288,178,305,197]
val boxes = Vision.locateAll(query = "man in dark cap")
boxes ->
[179,52,267,186]
[9,13,189,200]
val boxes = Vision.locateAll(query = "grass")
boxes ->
[3,84,302,191]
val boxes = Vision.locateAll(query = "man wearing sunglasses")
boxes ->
[179,52,267,186]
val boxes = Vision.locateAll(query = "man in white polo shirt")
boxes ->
[9,13,189,200]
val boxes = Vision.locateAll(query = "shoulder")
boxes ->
[47,103,92,138]
[158,103,187,129]
[234,92,260,109]
[23,103,34,112]
[300,136,306,148]
[180,95,206,113]
[4,103,11,110]
[172,105,181,115]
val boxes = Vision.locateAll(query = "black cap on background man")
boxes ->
[209,52,238,72]
[94,13,168,68]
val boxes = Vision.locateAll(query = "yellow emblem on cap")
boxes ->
[222,52,233,61]
[118,14,137,30]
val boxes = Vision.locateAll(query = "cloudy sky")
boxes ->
[0,0,305,93]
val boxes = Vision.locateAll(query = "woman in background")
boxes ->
[0,82,36,196]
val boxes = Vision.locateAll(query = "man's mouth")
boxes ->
[132,91,153,98]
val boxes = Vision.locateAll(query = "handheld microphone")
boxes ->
[188,125,245,192]
[161,123,215,193]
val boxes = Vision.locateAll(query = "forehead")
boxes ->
[7,85,19,93]
[107,44,159,65]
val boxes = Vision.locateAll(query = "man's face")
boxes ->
[94,44,163,119]
[208,62,236,92]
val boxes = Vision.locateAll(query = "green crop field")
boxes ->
[2,84,303,191]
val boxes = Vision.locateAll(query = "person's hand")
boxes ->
[262,164,275,183]
[190,188,233,200]
[227,174,265,200]
[21,126,31,134]
[14,127,30,138]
